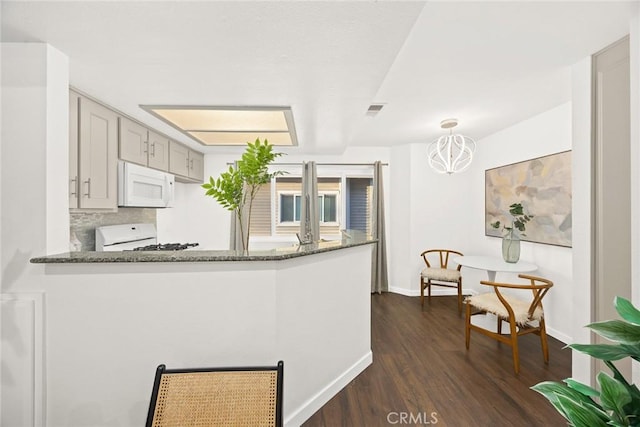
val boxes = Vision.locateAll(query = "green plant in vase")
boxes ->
[532,296,640,427]
[202,139,285,251]
[491,202,533,263]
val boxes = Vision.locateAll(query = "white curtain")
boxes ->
[300,161,319,243]
[371,161,389,293]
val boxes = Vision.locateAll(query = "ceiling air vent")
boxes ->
[366,104,385,117]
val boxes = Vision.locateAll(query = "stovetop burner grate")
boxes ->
[133,243,199,251]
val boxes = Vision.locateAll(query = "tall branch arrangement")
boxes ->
[202,139,285,250]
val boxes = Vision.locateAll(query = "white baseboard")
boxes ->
[546,326,571,345]
[284,351,373,427]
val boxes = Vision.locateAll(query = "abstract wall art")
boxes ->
[485,150,572,247]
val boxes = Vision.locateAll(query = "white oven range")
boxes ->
[95,223,198,251]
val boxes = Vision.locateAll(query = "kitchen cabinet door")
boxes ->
[69,92,80,208]
[188,150,204,181]
[78,96,118,209]
[169,141,190,177]
[119,117,148,167]
[147,130,170,171]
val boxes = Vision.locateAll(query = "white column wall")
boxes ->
[1,42,69,427]
[388,144,412,295]
[571,56,594,384]
[630,9,640,384]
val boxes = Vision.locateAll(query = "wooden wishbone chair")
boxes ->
[464,274,553,374]
[420,249,464,314]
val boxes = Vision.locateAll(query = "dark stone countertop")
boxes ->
[30,236,376,264]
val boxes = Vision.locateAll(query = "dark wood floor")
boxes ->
[303,293,571,427]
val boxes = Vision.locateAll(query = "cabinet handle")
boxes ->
[190,159,194,170]
[70,176,78,197]
[186,158,189,169]
[84,178,91,198]
[150,142,156,157]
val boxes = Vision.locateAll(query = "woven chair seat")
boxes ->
[421,267,461,282]
[465,293,543,325]
[146,361,284,427]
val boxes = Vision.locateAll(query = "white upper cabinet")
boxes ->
[188,150,204,181]
[69,91,80,208]
[147,130,170,171]
[119,117,148,167]
[169,141,204,182]
[169,141,190,177]
[119,118,170,172]
[76,95,118,209]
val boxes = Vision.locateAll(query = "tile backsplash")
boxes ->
[70,208,157,251]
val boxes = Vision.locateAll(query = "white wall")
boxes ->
[571,56,594,383]
[1,42,69,427]
[389,103,573,342]
[631,7,640,385]
[473,103,573,343]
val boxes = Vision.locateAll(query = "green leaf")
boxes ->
[564,378,600,397]
[569,343,638,361]
[598,372,632,418]
[555,394,609,427]
[616,297,640,326]
[531,381,606,418]
[587,320,640,344]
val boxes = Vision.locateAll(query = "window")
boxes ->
[346,178,372,233]
[280,194,301,223]
[318,193,337,223]
[278,193,338,224]
[249,170,373,239]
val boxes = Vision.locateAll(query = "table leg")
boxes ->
[487,270,496,282]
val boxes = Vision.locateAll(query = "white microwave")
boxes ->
[118,161,174,208]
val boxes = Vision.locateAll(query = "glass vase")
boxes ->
[502,233,521,263]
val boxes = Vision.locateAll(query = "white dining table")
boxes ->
[453,255,538,282]
[453,255,538,333]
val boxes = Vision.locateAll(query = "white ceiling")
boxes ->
[2,1,637,155]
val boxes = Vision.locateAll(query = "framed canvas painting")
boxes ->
[485,150,572,247]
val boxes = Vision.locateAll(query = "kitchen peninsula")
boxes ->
[30,235,372,263]
[30,237,375,427]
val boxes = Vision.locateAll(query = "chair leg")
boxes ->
[465,303,471,349]
[539,318,550,364]
[457,279,463,315]
[420,277,425,307]
[509,319,520,374]
[497,317,502,335]
[427,279,432,304]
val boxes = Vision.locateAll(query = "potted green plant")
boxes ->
[490,202,533,263]
[202,138,285,251]
[532,296,640,426]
